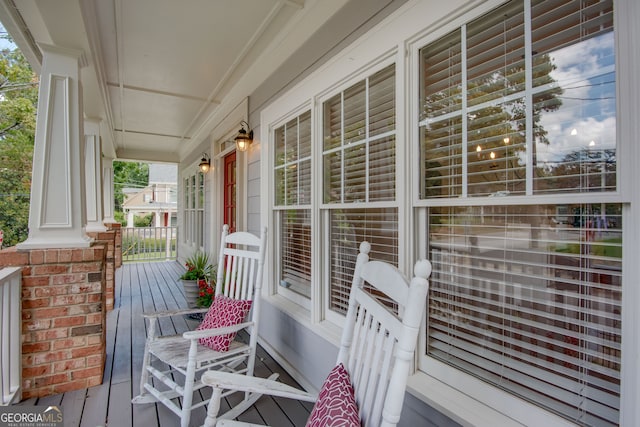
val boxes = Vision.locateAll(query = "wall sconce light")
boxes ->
[199,153,211,173]
[235,120,253,152]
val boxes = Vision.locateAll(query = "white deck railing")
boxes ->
[0,266,21,405]
[122,226,178,262]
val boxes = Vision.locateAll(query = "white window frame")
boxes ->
[315,57,402,325]
[181,165,206,252]
[407,1,637,425]
[272,109,313,310]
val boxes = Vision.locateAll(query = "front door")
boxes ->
[223,151,237,233]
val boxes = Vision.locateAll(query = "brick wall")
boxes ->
[0,244,107,398]
[86,230,116,310]
[105,222,122,269]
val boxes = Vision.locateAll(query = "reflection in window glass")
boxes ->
[532,0,615,193]
[419,0,615,198]
[280,209,311,298]
[329,208,398,314]
[427,203,621,426]
[419,1,619,425]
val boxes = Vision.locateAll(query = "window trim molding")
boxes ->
[262,101,315,313]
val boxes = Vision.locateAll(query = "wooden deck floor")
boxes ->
[18,261,313,427]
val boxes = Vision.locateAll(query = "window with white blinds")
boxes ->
[182,172,204,248]
[274,111,312,299]
[323,64,398,315]
[420,0,615,199]
[323,64,396,204]
[427,204,621,426]
[418,1,620,425]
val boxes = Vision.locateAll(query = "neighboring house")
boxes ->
[122,164,177,228]
[2,1,639,426]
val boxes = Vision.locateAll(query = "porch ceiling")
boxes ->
[0,0,348,163]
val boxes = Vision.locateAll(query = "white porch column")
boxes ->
[102,156,116,223]
[127,210,135,228]
[18,44,92,249]
[84,119,107,232]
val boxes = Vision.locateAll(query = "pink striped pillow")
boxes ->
[306,363,360,427]
[196,295,252,352]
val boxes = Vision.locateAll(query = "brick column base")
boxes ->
[0,244,107,398]
[105,222,122,268]
[86,230,115,310]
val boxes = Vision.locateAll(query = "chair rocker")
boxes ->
[132,225,272,427]
[201,241,432,427]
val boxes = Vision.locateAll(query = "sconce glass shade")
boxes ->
[235,128,253,152]
[199,155,211,173]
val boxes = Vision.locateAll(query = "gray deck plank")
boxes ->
[15,261,310,427]
[60,389,86,427]
[80,264,123,427]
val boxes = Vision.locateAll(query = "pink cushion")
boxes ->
[306,363,360,427]
[196,295,252,352]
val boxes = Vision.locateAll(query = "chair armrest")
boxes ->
[142,307,208,319]
[201,371,317,403]
[182,321,253,340]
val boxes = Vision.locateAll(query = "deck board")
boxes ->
[20,261,312,427]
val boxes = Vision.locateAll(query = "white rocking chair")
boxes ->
[201,241,432,427]
[132,225,271,427]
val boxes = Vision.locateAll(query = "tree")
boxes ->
[0,40,38,248]
[113,161,149,223]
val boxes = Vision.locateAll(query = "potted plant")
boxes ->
[179,250,214,308]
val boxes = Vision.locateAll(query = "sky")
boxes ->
[0,22,17,50]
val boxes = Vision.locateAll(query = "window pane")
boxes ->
[369,65,395,137]
[427,203,621,426]
[467,100,527,196]
[344,81,366,144]
[467,1,525,107]
[531,0,615,194]
[369,135,395,201]
[421,117,463,198]
[299,159,311,205]
[274,111,313,207]
[329,208,398,314]
[198,172,204,208]
[286,166,298,205]
[275,167,285,206]
[344,142,366,203]
[285,116,299,163]
[275,126,285,167]
[299,111,311,158]
[419,0,616,200]
[323,65,396,204]
[324,93,342,151]
[420,30,462,121]
[190,175,196,209]
[323,150,342,203]
[280,209,311,298]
